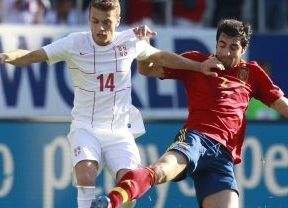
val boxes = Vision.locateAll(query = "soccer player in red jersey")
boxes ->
[91,19,288,208]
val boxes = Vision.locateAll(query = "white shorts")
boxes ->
[68,128,142,178]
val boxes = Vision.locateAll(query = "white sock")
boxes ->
[77,186,95,208]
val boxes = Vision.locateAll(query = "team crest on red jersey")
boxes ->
[237,65,249,82]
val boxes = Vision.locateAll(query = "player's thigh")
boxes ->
[104,132,141,179]
[202,189,239,208]
[68,128,102,167]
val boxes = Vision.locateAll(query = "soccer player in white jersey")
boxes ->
[0,0,224,207]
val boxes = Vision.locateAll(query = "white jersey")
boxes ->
[43,29,151,135]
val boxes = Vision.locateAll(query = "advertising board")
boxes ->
[0,121,287,208]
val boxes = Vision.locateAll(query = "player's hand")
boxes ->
[133,25,157,40]
[0,53,7,64]
[199,57,225,76]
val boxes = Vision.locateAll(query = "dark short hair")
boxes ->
[216,19,252,48]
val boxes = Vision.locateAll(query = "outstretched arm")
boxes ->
[133,25,224,77]
[0,48,48,66]
[137,61,165,78]
[271,96,288,118]
[138,52,225,78]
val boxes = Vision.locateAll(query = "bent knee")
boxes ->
[75,160,98,186]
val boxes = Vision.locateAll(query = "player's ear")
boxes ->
[242,45,248,54]
[116,17,121,27]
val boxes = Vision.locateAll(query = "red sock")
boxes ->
[108,167,157,208]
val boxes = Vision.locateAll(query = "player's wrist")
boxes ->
[198,62,205,74]
[0,53,8,64]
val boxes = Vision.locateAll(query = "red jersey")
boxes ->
[163,51,284,164]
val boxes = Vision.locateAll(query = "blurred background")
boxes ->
[0,0,287,208]
[0,0,288,32]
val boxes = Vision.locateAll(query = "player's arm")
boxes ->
[144,46,202,71]
[133,25,204,74]
[133,25,224,76]
[270,96,288,118]
[137,61,165,78]
[138,46,224,77]
[0,48,48,66]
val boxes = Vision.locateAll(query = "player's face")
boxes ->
[89,7,120,46]
[215,33,247,68]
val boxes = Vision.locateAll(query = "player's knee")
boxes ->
[76,173,95,186]
[153,161,187,183]
[75,160,98,186]
[151,164,169,184]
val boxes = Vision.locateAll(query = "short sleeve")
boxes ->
[42,35,71,64]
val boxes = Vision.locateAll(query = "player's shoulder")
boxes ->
[240,60,269,75]
[63,31,91,47]
[245,60,264,70]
